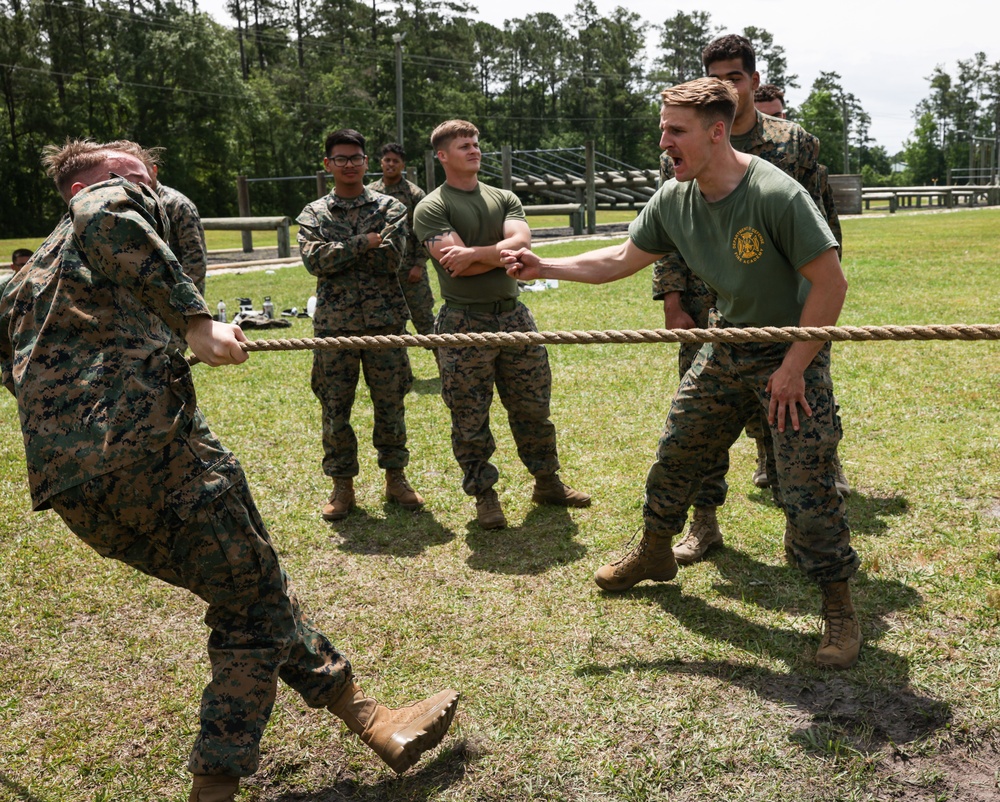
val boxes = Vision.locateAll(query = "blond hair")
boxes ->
[430,120,479,152]
[660,78,738,129]
[41,138,159,199]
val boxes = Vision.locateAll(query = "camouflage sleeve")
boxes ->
[71,182,210,334]
[408,184,429,264]
[296,205,373,276]
[362,198,408,275]
[652,253,692,300]
[169,194,208,295]
[650,152,688,300]
[817,165,843,252]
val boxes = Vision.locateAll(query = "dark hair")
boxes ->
[378,142,406,159]
[702,34,755,75]
[324,129,366,157]
[12,248,32,260]
[755,83,785,104]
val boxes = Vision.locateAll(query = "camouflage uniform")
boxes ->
[156,182,208,352]
[631,158,857,583]
[0,178,353,777]
[297,188,413,479]
[652,110,844,508]
[367,176,436,335]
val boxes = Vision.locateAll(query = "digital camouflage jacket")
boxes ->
[0,178,211,510]
[296,187,409,333]
[367,177,431,268]
[157,182,208,295]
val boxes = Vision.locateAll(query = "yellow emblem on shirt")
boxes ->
[732,226,764,264]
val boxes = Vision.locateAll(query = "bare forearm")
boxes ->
[782,274,847,373]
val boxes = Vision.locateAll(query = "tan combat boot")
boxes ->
[532,472,592,508]
[188,775,239,802]
[816,581,862,669]
[752,438,771,488]
[321,478,355,521]
[328,681,460,774]
[385,469,425,510]
[475,489,506,529]
[594,530,678,592]
[672,506,724,565]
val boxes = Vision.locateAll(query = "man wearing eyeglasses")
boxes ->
[297,129,424,522]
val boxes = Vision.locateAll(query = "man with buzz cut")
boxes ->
[412,119,590,530]
[502,78,861,670]
[653,33,849,569]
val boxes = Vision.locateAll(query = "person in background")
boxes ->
[754,83,787,118]
[368,143,437,340]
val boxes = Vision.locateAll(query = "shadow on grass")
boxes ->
[0,773,45,802]
[576,576,949,754]
[705,547,922,644]
[329,507,456,557]
[465,504,587,575]
[746,487,910,537]
[409,376,442,396]
[270,742,469,801]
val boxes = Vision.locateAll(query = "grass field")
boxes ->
[0,209,998,801]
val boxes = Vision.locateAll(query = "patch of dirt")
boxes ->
[878,736,1000,801]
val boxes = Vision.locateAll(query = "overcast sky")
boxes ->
[199,0,998,155]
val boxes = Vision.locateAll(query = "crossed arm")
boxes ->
[425,219,531,277]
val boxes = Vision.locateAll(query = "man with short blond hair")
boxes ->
[653,33,848,569]
[503,78,861,670]
[413,119,589,529]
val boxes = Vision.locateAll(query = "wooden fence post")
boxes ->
[316,171,327,199]
[424,150,436,191]
[585,141,596,234]
[236,175,252,252]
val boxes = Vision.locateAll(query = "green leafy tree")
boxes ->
[653,10,715,86]
[903,110,946,184]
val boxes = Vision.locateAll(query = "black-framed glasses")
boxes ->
[327,154,366,167]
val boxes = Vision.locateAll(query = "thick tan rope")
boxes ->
[188,323,1000,364]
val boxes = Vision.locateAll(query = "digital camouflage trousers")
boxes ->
[645,339,858,584]
[436,302,560,496]
[49,411,352,777]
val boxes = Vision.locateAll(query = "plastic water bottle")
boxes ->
[262,296,274,319]
[217,300,227,323]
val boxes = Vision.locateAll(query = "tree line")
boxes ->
[1,0,997,236]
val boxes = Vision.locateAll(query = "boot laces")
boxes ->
[612,527,648,570]
[822,599,852,646]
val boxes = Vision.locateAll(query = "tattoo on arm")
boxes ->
[423,230,453,248]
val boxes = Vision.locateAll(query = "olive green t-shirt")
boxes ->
[412,182,526,305]
[629,157,838,327]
